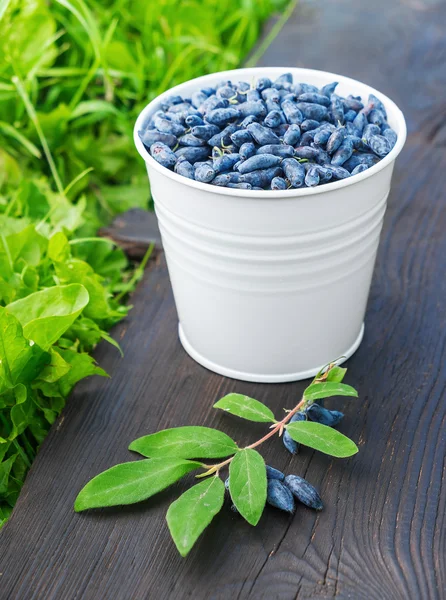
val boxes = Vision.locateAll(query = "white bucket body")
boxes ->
[134,68,407,382]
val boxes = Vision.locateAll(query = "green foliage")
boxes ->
[214,394,276,423]
[285,422,358,458]
[129,427,239,459]
[0,0,285,527]
[228,449,267,525]
[75,363,361,556]
[75,457,202,511]
[166,476,225,557]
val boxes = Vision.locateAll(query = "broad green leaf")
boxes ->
[326,366,347,383]
[229,449,266,525]
[286,421,358,458]
[303,382,358,402]
[129,426,238,459]
[36,348,71,383]
[9,384,32,440]
[7,284,89,350]
[74,457,202,511]
[0,308,49,389]
[166,476,225,557]
[0,454,17,496]
[70,101,122,120]
[214,394,275,423]
[54,259,122,323]
[48,231,71,262]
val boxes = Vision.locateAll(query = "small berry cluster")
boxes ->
[139,72,397,190]
[226,465,323,514]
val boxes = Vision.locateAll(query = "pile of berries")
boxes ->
[139,72,397,190]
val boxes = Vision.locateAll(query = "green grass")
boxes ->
[0,0,288,527]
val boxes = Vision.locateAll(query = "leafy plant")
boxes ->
[75,362,360,556]
[0,0,287,528]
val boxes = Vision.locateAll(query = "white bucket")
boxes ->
[134,67,406,383]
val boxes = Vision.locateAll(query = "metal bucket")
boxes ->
[134,67,407,382]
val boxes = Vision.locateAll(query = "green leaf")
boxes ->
[286,421,358,458]
[6,284,89,350]
[214,394,275,423]
[303,382,358,402]
[74,457,202,511]
[229,449,266,525]
[48,231,71,262]
[54,259,121,324]
[70,101,122,120]
[36,348,71,383]
[166,476,225,557]
[9,383,32,439]
[0,308,49,389]
[129,426,238,459]
[326,366,347,383]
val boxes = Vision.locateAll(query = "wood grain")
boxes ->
[1,0,445,598]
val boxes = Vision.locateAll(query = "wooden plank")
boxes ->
[1,0,445,598]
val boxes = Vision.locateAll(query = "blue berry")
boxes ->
[382,127,397,149]
[296,102,328,121]
[175,146,209,163]
[207,123,238,147]
[282,429,299,454]
[331,137,354,166]
[241,166,282,187]
[239,142,256,160]
[213,153,240,174]
[283,123,301,146]
[230,129,253,147]
[267,480,295,513]
[247,122,280,145]
[150,142,177,169]
[320,81,338,97]
[281,100,304,125]
[369,134,391,157]
[194,161,216,183]
[326,127,346,154]
[174,158,195,179]
[271,176,287,190]
[237,100,267,119]
[191,124,220,140]
[282,158,305,188]
[237,154,281,174]
[227,182,253,189]
[266,465,285,481]
[330,94,345,125]
[344,109,357,122]
[153,114,186,137]
[256,144,294,158]
[178,133,207,147]
[295,146,329,164]
[323,164,351,179]
[264,110,283,128]
[343,96,364,111]
[185,114,204,127]
[160,94,183,110]
[256,77,272,91]
[138,129,177,149]
[305,165,320,187]
[191,90,208,108]
[205,107,240,126]
[306,404,344,426]
[351,163,369,176]
[284,475,323,510]
[301,119,321,132]
[368,93,387,119]
[298,92,330,107]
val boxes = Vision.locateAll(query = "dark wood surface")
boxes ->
[1,0,446,598]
